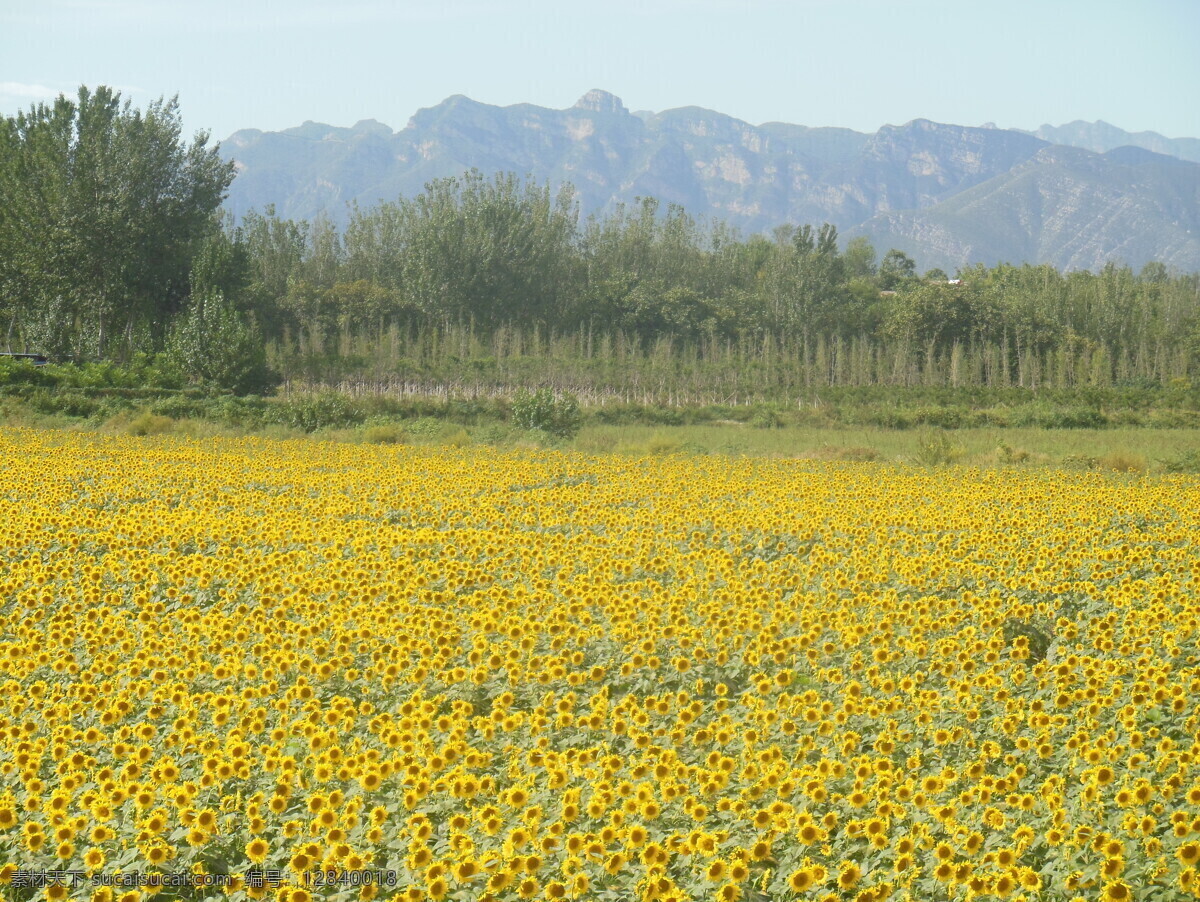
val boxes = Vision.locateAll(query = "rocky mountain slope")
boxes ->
[1019,120,1200,163]
[850,145,1200,273]
[220,91,1200,272]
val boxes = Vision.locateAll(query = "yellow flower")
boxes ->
[837,862,861,890]
[788,869,815,892]
[246,838,269,863]
[1102,880,1132,901]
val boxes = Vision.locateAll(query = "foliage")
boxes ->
[911,428,966,465]
[343,169,576,328]
[266,391,361,432]
[5,103,1200,401]
[878,248,917,290]
[167,290,276,395]
[1159,448,1200,473]
[0,86,235,361]
[360,422,407,444]
[1097,450,1147,472]
[251,182,1200,397]
[509,386,582,438]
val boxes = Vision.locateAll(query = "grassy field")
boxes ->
[570,424,1200,470]
[6,404,1199,474]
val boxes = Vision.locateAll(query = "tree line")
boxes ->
[2,87,1199,394]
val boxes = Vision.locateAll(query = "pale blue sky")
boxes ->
[3,0,1197,142]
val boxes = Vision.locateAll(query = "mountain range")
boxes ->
[220,90,1200,274]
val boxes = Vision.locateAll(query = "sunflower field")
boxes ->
[0,427,1198,902]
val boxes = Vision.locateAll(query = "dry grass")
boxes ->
[1098,450,1148,473]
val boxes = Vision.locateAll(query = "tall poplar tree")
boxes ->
[0,86,235,359]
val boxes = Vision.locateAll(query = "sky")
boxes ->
[2,0,1198,142]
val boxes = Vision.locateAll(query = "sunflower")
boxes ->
[838,862,861,890]
[1102,880,1132,901]
[788,869,816,892]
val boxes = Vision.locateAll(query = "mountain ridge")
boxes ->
[219,92,1200,273]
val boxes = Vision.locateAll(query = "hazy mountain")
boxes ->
[220,92,1200,272]
[1019,120,1200,163]
[849,145,1200,273]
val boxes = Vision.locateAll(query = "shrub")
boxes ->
[749,407,786,429]
[475,424,515,445]
[1098,451,1146,473]
[149,395,210,420]
[1159,449,1200,473]
[0,356,54,387]
[510,388,582,439]
[167,290,277,395]
[1041,407,1108,429]
[912,429,965,466]
[977,406,1012,427]
[213,395,268,429]
[362,423,406,445]
[126,411,175,436]
[1146,409,1200,428]
[26,389,111,419]
[995,442,1031,464]
[646,433,680,455]
[405,417,447,440]
[912,405,971,429]
[268,392,361,432]
[444,427,472,448]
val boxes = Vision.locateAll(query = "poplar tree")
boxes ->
[0,86,235,359]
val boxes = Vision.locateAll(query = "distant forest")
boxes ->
[213,171,1199,395]
[3,89,1199,397]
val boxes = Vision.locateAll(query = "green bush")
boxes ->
[405,417,447,439]
[1158,449,1200,473]
[749,407,786,429]
[510,388,582,439]
[1098,451,1147,473]
[475,424,516,445]
[362,423,406,444]
[25,389,104,418]
[443,427,472,447]
[122,410,175,436]
[0,356,54,387]
[167,290,277,395]
[1018,405,1108,429]
[645,433,680,454]
[149,395,211,420]
[995,441,1031,465]
[267,392,362,432]
[912,429,965,466]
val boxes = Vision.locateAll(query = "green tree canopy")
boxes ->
[879,249,918,291]
[343,170,577,328]
[0,85,235,360]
